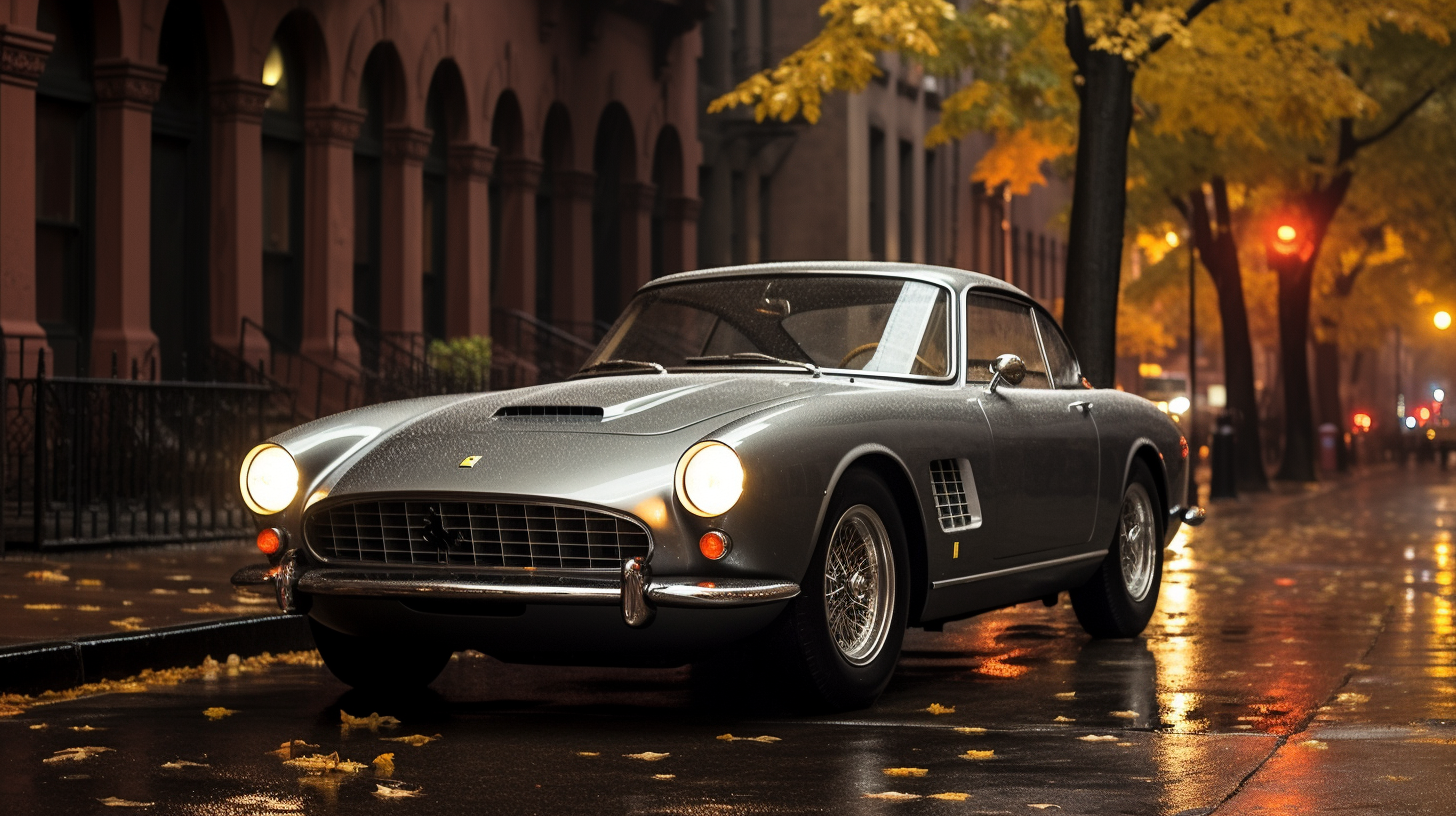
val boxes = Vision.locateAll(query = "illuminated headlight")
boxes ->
[675,441,744,517]
[240,443,299,515]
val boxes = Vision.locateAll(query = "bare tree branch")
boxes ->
[1341,71,1456,162]
[1149,0,1222,55]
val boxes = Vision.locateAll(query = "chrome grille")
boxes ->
[930,459,977,532]
[306,499,649,569]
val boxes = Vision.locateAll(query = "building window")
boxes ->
[422,85,450,340]
[898,139,913,261]
[869,127,886,261]
[261,33,304,352]
[924,150,937,266]
[34,0,94,376]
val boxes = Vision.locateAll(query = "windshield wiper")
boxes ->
[574,359,667,377]
[683,352,820,377]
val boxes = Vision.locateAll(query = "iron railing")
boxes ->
[2,350,284,550]
[490,308,598,384]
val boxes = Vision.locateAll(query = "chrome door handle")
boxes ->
[1068,401,1093,415]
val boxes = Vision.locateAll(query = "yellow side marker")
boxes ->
[953,541,959,559]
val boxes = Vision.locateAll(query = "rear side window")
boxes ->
[965,295,1048,388]
[1034,311,1080,388]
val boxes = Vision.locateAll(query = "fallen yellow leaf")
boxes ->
[1028,806,1061,811]
[1384,776,1412,782]
[69,725,103,732]
[77,605,102,612]
[109,617,145,631]
[203,707,237,720]
[160,760,208,769]
[716,734,782,742]
[1336,693,1370,705]
[267,740,319,759]
[77,579,104,588]
[1054,692,1076,700]
[923,703,955,715]
[24,604,64,611]
[864,792,920,800]
[624,752,670,761]
[44,746,113,763]
[1109,710,1140,719]
[576,752,600,757]
[652,774,676,780]
[1053,716,1075,723]
[373,753,394,777]
[25,570,69,582]
[381,734,438,747]
[97,797,153,807]
[954,726,987,734]
[283,752,367,773]
[882,767,928,777]
[1300,740,1328,750]
[1077,735,1118,742]
[929,792,971,801]
[960,749,995,760]
[373,783,422,799]
[340,711,400,731]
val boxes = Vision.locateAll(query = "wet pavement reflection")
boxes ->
[2,467,1454,814]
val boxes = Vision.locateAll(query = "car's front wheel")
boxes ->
[775,469,909,711]
[1070,460,1165,638]
[309,618,453,692]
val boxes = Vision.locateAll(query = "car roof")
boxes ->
[643,261,1029,298]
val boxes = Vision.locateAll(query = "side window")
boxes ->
[1035,311,1080,388]
[965,295,1048,388]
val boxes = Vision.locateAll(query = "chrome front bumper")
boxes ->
[232,552,800,629]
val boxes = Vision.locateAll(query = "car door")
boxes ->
[966,294,1100,557]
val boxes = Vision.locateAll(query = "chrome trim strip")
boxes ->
[646,579,800,607]
[930,550,1107,590]
[286,568,800,610]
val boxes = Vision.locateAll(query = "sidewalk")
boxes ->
[0,540,310,695]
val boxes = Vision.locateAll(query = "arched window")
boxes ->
[34,0,95,376]
[591,104,635,325]
[537,105,572,322]
[260,21,306,351]
[421,67,460,340]
[650,127,683,279]
[353,43,403,362]
[488,92,524,308]
[151,1,212,380]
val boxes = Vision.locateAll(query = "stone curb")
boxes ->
[0,614,311,696]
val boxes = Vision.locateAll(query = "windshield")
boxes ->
[584,275,952,378]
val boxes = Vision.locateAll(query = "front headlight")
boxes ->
[240,443,299,515]
[675,441,744,517]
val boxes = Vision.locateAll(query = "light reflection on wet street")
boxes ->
[3,467,1454,814]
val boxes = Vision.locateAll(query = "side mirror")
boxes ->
[987,353,1026,394]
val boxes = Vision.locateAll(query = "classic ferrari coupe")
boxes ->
[234,261,1203,710]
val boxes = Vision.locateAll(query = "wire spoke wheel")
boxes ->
[1117,483,1157,603]
[822,504,896,666]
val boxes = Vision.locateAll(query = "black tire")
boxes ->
[309,618,453,692]
[772,468,910,711]
[1070,460,1165,638]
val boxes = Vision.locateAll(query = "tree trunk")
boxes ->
[1313,326,1349,471]
[1273,254,1318,481]
[1060,48,1135,388]
[1185,179,1269,492]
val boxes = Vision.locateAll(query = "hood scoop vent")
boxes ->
[495,405,604,421]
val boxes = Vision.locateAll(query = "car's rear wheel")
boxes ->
[1070,460,1165,638]
[309,618,453,692]
[774,468,909,711]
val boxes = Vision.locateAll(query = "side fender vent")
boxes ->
[495,405,604,420]
[930,458,983,532]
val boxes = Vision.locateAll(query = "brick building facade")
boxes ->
[0,0,704,381]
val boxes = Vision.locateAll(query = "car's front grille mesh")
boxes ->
[306,499,649,569]
[929,459,977,532]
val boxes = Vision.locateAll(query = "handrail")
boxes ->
[495,308,597,352]
[239,316,358,419]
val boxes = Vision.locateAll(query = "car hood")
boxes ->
[292,373,827,504]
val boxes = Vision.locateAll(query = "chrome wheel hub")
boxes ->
[1118,483,1158,603]
[824,504,895,666]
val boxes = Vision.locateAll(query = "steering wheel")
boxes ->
[839,342,938,372]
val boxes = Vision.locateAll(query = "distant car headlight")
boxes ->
[676,441,744,517]
[240,443,299,515]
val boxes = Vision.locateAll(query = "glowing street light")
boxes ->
[1436,310,1452,331]
[1165,231,1180,248]
[1406,416,1419,429]
[1437,388,1447,403]
[1276,224,1297,242]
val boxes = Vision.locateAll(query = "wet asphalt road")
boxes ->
[3,467,1455,815]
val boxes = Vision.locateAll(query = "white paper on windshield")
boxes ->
[864,283,938,374]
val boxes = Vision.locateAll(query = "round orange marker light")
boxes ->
[256,527,284,556]
[699,530,731,560]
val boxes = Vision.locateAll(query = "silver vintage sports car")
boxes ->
[234,262,1204,710]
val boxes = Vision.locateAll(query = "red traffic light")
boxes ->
[1352,412,1372,432]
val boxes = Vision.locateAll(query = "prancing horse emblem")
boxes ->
[421,506,469,559]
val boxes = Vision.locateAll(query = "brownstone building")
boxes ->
[0,0,705,385]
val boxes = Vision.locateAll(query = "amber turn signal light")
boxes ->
[699,530,731,560]
[256,527,285,556]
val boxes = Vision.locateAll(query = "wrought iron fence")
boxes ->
[2,355,285,550]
